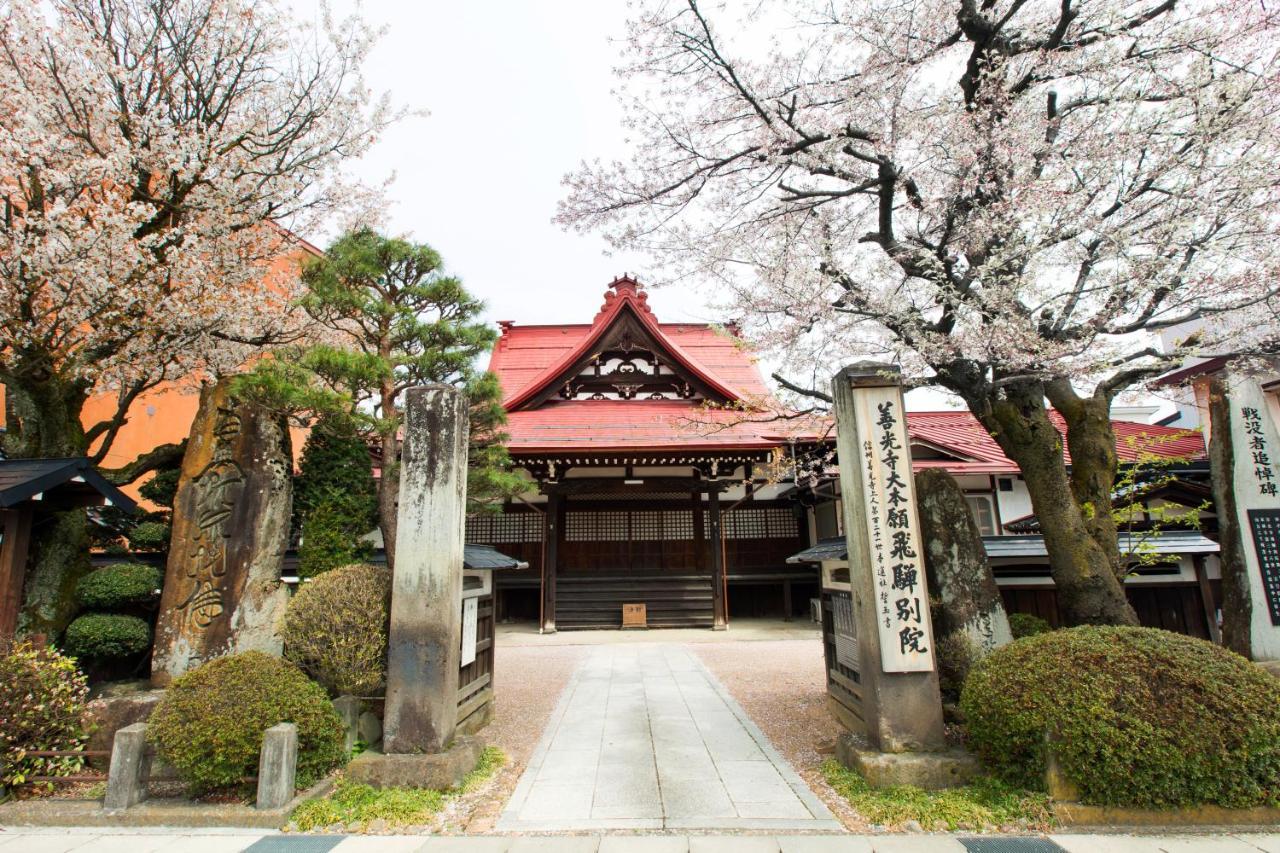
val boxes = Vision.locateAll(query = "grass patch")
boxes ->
[291,746,505,831]
[821,759,1053,831]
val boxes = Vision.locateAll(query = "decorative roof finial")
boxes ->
[597,274,652,321]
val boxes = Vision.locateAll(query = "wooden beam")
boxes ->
[540,477,727,496]
[0,509,33,641]
[542,493,562,633]
[1193,554,1221,644]
[708,488,727,630]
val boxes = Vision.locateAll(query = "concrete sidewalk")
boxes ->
[3,830,1280,851]
[496,644,839,831]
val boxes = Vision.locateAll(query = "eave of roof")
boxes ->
[498,276,752,411]
[0,458,138,511]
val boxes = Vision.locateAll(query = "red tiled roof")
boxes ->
[488,277,1206,467]
[501,403,1204,469]
[489,276,771,409]
[502,400,821,453]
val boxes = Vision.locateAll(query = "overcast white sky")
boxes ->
[298,1,715,327]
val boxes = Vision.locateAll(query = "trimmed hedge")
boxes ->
[74,563,163,610]
[283,563,389,696]
[126,521,171,552]
[961,626,1280,808]
[148,651,345,793]
[0,642,90,788]
[63,613,152,661]
[1007,612,1051,640]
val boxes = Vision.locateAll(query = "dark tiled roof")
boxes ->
[0,458,136,511]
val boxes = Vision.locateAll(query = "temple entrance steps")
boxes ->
[556,574,714,629]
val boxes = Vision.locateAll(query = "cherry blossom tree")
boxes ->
[560,0,1280,625]
[0,0,394,633]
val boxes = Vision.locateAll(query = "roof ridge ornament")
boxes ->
[596,273,652,322]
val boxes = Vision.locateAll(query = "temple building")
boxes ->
[474,276,1223,636]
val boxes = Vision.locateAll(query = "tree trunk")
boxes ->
[1048,384,1124,582]
[2,371,93,637]
[378,429,399,572]
[1208,378,1251,657]
[971,381,1139,627]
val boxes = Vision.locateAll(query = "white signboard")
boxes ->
[1226,378,1280,660]
[849,385,936,673]
[460,597,478,667]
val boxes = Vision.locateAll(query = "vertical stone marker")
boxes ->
[831,362,947,754]
[383,385,468,754]
[151,379,292,685]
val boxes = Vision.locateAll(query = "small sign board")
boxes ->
[622,602,647,629]
[831,592,859,670]
[460,597,478,666]
[1248,509,1280,626]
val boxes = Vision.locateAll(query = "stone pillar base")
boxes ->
[835,734,978,790]
[346,735,484,790]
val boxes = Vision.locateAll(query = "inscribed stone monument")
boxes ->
[914,468,1013,662]
[151,379,292,685]
[1209,373,1280,661]
[831,362,946,753]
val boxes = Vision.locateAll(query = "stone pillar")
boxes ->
[333,695,361,755]
[256,722,298,810]
[151,378,292,685]
[914,469,1013,665]
[541,493,561,634]
[104,723,151,810]
[1208,373,1280,661]
[831,363,946,753]
[383,385,467,754]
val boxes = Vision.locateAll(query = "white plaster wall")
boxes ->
[995,477,1035,526]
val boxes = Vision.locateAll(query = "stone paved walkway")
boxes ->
[496,644,841,832]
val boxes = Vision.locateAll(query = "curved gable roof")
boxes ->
[492,276,766,411]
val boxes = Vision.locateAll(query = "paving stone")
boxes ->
[155,837,268,853]
[660,778,737,820]
[414,839,512,853]
[535,748,600,782]
[1049,837,1171,853]
[329,839,427,852]
[1233,836,1280,853]
[778,838,875,853]
[507,839,600,853]
[870,838,968,853]
[734,799,815,819]
[597,838,689,853]
[717,760,800,804]
[516,781,596,821]
[688,838,780,853]
[1153,839,1271,853]
[0,836,101,853]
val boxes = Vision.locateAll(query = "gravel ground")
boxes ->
[440,643,585,833]
[692,638,869,831]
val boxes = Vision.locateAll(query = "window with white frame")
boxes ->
[964,494,998,536]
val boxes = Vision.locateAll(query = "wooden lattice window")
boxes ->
[714,507,799,539]
[565,509,697,541]
[465,512,543,544]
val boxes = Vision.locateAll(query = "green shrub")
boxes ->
[139,468,181,508]
[148,651,345,793]
[63,614,152,661]
[297,499,373,578]
[1007,612,1051,639]
[126,521,171,552]
[283,563,389,696]
[75,563,163,610]
[0,642,91,788]
[961,626,1280,808]
[293,414,377,541]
